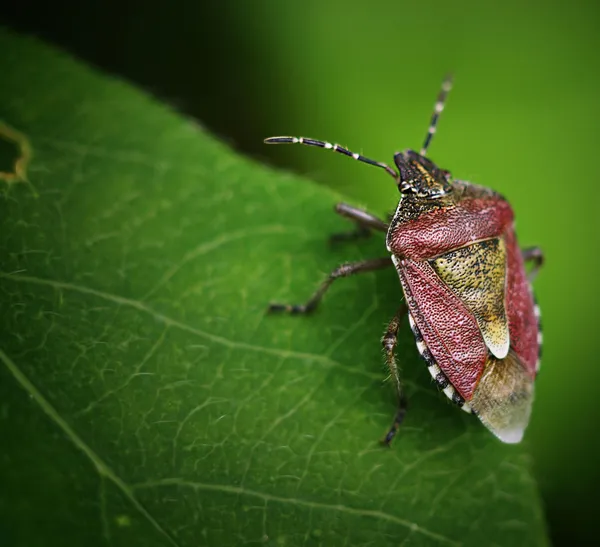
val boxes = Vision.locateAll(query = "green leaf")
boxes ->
[0,29,548,547]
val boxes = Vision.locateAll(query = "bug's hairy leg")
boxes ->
[382,303,408,446]
[329,203,388,244]
[268,257,393,314]
[522,246,544,282]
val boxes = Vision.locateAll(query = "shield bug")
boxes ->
[265,75,543,444]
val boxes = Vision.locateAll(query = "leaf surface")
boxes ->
[0,29,547,547]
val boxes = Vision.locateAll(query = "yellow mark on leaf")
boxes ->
[0,121,35,194]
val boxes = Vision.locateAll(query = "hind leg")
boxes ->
[522,247,544,282]
[381,303,408,445]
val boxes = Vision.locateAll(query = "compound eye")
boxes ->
[400,183,416,195]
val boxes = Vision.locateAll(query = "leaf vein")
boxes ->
[0,346,181,547]
[0,272,383,381]
[143,224,307,300]
[131,478,461,546]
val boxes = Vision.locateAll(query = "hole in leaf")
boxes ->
[0,135,20,176]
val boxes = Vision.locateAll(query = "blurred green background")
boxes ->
[2,0,599,544]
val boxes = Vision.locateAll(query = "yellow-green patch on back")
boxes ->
[430,237,509,359]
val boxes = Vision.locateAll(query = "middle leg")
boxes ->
[268,257,393,314]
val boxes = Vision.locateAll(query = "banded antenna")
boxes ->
[264,74,453,177]
[264,136,399,183]
[420,73,454,156]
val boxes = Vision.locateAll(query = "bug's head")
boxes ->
[394,150,452,199]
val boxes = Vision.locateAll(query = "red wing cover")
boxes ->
[429,237,510,360]
[504,230,539,376]
[398,258,488,400]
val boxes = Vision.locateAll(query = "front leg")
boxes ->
[330,202,389,244]
[382,303,408,445]
[268,257,393,314]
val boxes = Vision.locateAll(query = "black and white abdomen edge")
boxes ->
[407,311,473,413]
